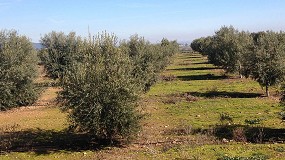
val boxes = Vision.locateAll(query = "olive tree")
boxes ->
[120,35,178,92]
[243,31,285,97]
[60,33,142,141]
[209,26,252,75]
[192,26,252,77]
[190,38,203,53]
[0,30,38,110]
[120,35,156,91]
[191,36,213,55]
[39,31,82,79]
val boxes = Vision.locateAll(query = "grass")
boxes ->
[1,53,285,159]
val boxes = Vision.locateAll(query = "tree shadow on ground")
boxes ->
[177,74,227,81]
[164,124,285,143]
[187,91,262,98]
[177,56,202,59]
[168,67,218,71]
[197,125,285,143]
[188,56,203,59]
[192,62,210,65]
[35,81,59,88]
[0,129,122,155]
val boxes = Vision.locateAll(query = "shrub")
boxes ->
[0,30,38,110]
[219,112,233,124]
[218,153,269,160]
[245,118,263,125]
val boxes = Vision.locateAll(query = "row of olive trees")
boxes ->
[0,30,38,111]
[0,28,178,141]
[120,35,179,92]
[191,26,285,97]
[39,31,179,141]
[39,32,178,91]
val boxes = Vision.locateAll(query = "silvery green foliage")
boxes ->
[191,26,252,76]
[0,30,38,110]
[55,32,178,141]
[121,35,179,92]
[192,27,285,97]
[191,36,213,55]
[39,31,82,79]
[243,31,285,97]
[60,33,142,141]
[206,26,252,74]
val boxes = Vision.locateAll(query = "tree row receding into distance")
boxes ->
[0,28,179,142]
[191,26,285,97]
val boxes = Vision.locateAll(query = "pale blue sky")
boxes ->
[1,0,285,43]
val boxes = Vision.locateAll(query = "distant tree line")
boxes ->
[191,26,285,97]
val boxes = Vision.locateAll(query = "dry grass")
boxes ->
[0,65,67,131]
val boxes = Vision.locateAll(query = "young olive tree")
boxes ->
[243,31,285,97]
[0,30,38,110]
[60,33,142,141]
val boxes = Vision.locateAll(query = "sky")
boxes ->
[1,0,285,43]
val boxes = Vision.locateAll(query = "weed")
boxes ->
[255,127,265,143]
[279,111,285,121]
[232,127,247,142]
[209,86,219,92]
[274,146,285,152]
[243,119,265,143]
[219,113,233,124]
[164,125,193,136]
[178,62,192,66]
[160,74,176,81]
[163,97,180,104]
[244,119,264,125]
[218,153,269,160]
[183,93,199,102]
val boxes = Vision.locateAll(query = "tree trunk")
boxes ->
[238,61,243,79]
[265,85,270,97]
